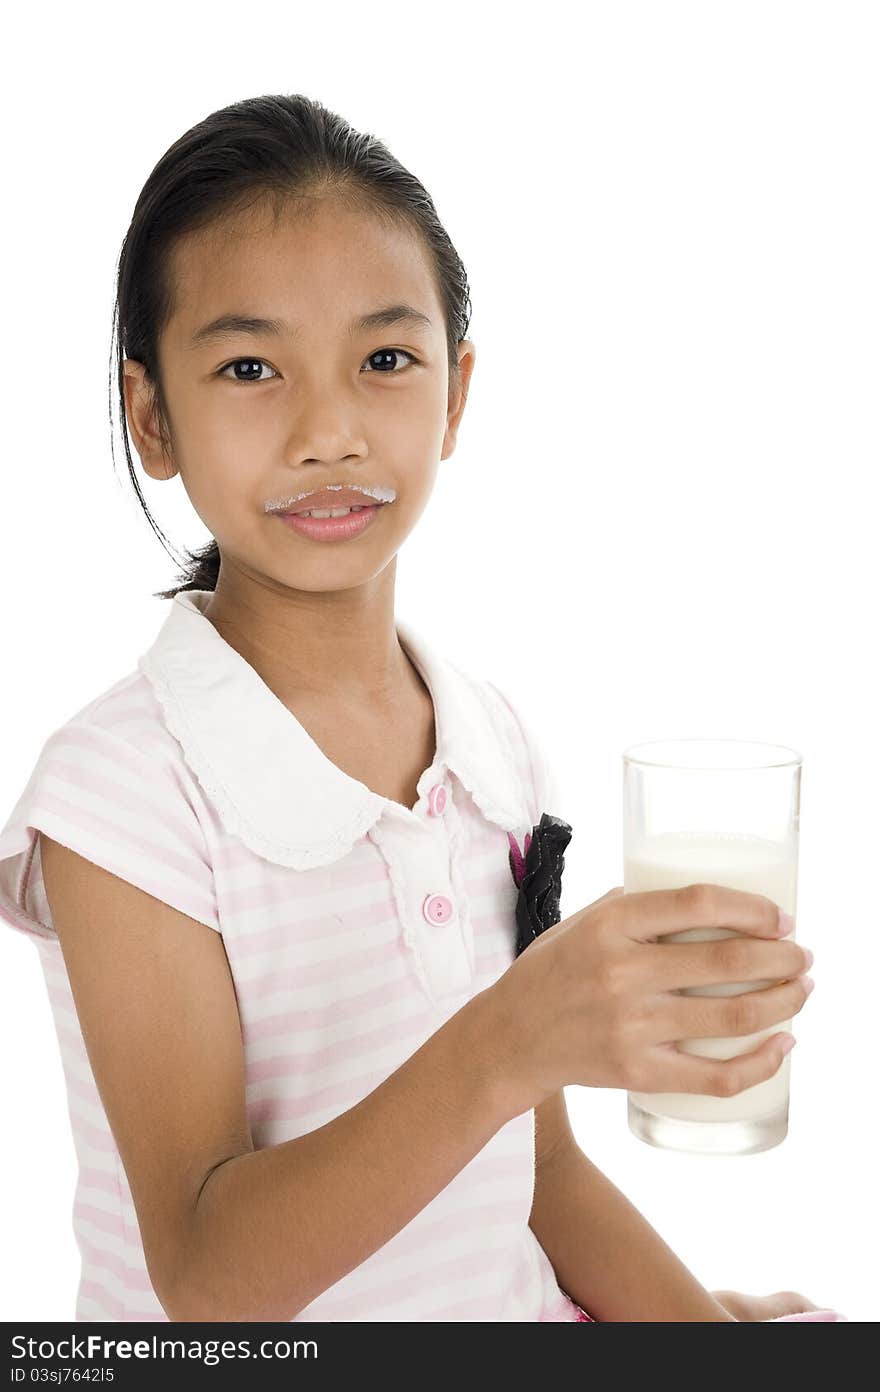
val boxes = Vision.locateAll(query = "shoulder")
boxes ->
[36,667,206,815]
[64,667,190,763]
[0,668,220,943]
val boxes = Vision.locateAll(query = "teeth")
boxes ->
[299,505,367,518]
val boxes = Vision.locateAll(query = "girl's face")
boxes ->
[123,194,474,596]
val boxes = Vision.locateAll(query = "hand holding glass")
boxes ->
[623,740,806,1156]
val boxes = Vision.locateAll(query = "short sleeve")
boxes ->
[484,681,563,821]
[0,720,220,943]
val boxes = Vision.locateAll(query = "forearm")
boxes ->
[171,988,514,1321]
[529,1144,736,1322]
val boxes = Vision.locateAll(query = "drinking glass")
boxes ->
[623,739,802,1156]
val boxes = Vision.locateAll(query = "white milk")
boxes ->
[625,831,797,1124]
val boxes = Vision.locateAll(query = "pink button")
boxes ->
[427,783,447,816]
[422,893,453,926]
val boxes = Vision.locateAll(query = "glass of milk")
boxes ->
[623,739,802,1157]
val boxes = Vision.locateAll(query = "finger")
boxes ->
[614,883,786,944]
[777,1291,822,1313]
[760,1291,822,1319]
[656,974,813,1042]
[644,1031,795,1097]
[642,935,813,992]
[709,1289,753,1321]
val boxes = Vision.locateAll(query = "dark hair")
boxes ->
[110,92,472,600]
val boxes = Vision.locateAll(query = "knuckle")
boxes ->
[680,882,719,920]
[784,1290,808,1307]
[608,990,645,1051]
[602,895,630,935]
[714,936,750,978]
[606,1025,635,1084]
[597,952,629,998]
[765,897,783,932]
[726,992,759,1035]
[608,1001,637,1058]
[591,904,620,945]
[709,1064,738,1097]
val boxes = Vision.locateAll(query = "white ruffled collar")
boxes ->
[137,590,530,870]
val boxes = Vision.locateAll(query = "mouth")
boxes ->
[285,502,381,519]
[276,502,387,542]
[269,484,397,516]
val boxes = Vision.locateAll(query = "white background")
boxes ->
[1,0,877,1323]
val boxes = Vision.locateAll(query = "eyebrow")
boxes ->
[187,302,433,348]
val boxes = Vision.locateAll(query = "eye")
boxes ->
[217,358,278,384]
[216,348,420,385]
[362,348,419,374]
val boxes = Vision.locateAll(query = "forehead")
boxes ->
[165,195,441,345]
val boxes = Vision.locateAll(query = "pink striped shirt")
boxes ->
[0,589,585,1322]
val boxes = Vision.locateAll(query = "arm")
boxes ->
[184,989,511,1321]
[40,834,519,1324]
[529,1109,736,1322]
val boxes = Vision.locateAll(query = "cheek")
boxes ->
[178,452,254,540]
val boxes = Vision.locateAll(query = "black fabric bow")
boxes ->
[507,812,573,957]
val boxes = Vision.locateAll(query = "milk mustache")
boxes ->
[625,831,797,1124]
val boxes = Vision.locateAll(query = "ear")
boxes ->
[441,339,476,459]
[123,359,178,482]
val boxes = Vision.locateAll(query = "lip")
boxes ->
[279,486,393,514]
[276,503,385,542]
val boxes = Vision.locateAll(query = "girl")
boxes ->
[0,92,842,1323]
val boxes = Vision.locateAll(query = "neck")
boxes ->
[200,563,412,705]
